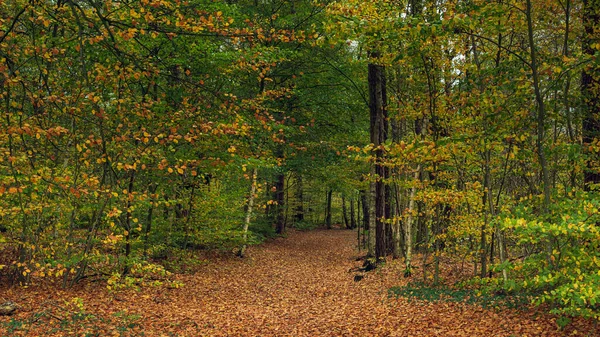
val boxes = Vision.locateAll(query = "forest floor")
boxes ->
[1,229,597,336]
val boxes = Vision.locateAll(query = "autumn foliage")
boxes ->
[1,0,600,333]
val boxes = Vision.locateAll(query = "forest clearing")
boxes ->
[2,0,600,335]
[1,229,596,336]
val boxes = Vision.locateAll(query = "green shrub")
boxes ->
[498,192,600,320]
[292,220,319,231]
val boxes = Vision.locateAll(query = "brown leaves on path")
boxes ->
[1,229,595,336]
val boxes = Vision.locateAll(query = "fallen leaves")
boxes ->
[1,229,597,336]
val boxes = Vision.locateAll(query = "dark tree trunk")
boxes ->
[123,170,136,276]
[360,189,369,248]
[385,167,393,254]
[295,174,304,222]
[342,195,350,229]
[275,173,286,234]
[369,55,388,262]
[583,0,600,189]
[350,197,356,229]
[326,189,333,229]
[144,183,158,257]
[360,189,369,232]
[356,196,362,249]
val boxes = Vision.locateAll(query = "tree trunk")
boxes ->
[144,183,158,257]
[182,185,196,251]
[368,169,377,257]
[350,196,356,229]
[275,173,286,234]
[495,227,508,282]
[480,149,491,278]
[562,0,577,191]
[123,170,136,276]
[385,167,393,254]
[526,0,551,210]
[239,168,257,257]
[326,189,333,229]
[356,197,362,250]
[360,189,369,250]
[404,166,419,276]
[583,0,600,189]
[342,195,350,229]
[368,57,387,262]
[393,182,403,259]
[295,174,304,222]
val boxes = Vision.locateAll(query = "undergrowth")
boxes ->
[0,298,142,337]
[388,281,530,310]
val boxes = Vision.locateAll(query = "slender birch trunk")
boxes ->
[404,165,420,275]
[239,168,258,258]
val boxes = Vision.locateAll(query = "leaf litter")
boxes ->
[1,229,597,336]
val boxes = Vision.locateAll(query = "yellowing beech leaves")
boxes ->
[1,0,599,331]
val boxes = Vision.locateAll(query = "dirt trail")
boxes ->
[137,229,574,336]
[1,229,590,336]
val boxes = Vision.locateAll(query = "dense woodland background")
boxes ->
[1,0,599,323]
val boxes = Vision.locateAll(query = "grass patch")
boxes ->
[388,281,530,310]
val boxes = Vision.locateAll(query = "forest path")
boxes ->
[2,229,582,336]
[142,229,566,336]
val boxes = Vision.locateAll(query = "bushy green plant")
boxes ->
[249,216,278,241]
[107,260,183,291]
[499,192,600,320]
[292,220,319,231]
[0,298,142,336]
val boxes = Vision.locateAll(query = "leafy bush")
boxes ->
[107,261,183,291]
[498,192,600,320]
[249,217,278,241]
[292,220,319,231]
[0,298,142,336]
